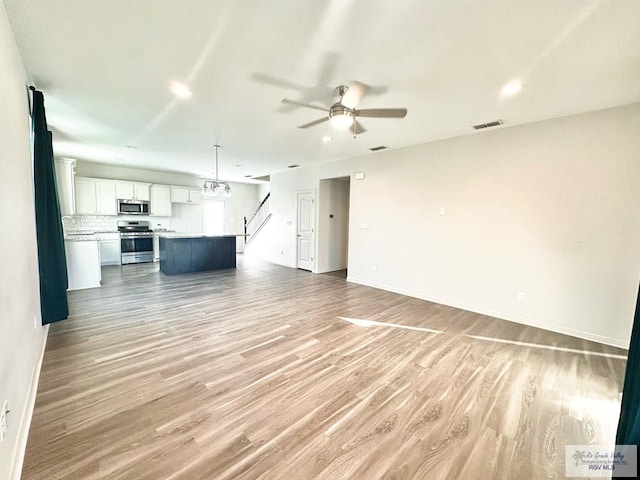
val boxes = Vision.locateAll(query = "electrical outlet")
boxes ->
[0,401,7,443]
[518,292,526,301]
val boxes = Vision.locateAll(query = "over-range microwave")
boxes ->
[118,199,150,215]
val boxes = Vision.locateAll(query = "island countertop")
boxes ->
[155,232,248,239]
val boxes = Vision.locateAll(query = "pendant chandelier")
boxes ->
[202,144,231,197]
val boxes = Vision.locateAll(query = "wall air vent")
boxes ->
[369,146,388,151]
[287,164,300,168]
[472,120,503,130]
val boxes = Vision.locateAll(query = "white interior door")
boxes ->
[297,190,315,271]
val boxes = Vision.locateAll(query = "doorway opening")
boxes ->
[316,176,350,275]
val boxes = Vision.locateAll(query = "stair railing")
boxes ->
[244,192,270,244]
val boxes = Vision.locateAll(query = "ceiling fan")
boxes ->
[281,83,407,135]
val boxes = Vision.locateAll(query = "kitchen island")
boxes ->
[158,233,244,275]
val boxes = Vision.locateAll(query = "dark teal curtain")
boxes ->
[31,87,69,324]
[615,282,640,451]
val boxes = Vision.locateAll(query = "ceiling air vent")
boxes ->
[369,146,388,151]
[288,164,300,168]
[472,119,503,130]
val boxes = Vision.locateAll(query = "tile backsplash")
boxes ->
[63,215,171,234]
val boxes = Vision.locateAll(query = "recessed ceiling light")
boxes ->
[125,145,137,149]
[171,82,192,99]
[322,135,332,143]
[288,164,300,168]
[501,80,523,97]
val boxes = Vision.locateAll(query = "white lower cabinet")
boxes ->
[97,233,121,265]
[65,240,101,290]
[153,234,160,262]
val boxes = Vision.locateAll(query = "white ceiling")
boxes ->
[4,0,640,183]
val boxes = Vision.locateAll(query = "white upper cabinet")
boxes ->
[74,175,205,215]
[116,182,134,200]
[150,184,172,216]
[54,158,76,215]
[170,186,189,203]
[75,177,97,214]
[75,177,116,215]
[116,181,150,201]
[170,186,202,204]
[96,180,117,215]
[188,188,203,204]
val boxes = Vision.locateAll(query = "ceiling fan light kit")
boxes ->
[282,84,407,137]
[329,106,355,129]
[202,145,231,197]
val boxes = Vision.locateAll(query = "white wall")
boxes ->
[317,178,350,273]
[257,182,270,204]
[0,3,49,478]
[223,182,262,253]
[249,103,640,348]
[169,202,203,233]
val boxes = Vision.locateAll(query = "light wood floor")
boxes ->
[22,256,627,479]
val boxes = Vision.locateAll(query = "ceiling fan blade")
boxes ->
[251,73,304,91]
[298,117,330,129]
[356,108,408,118]
[353,119,367,135]
[281,98,328,112]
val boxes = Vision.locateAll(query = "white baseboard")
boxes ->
[316,265,347,274]
[346,276,629,350]
[11,325,48,480]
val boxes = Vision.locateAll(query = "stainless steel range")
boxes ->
[117,220,153,264]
